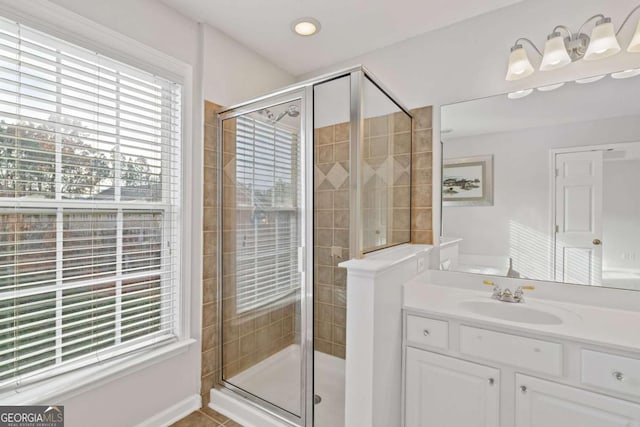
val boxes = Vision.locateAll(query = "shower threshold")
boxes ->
[210,344,345,427]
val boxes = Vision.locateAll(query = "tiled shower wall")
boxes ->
[312,107,433,359]
[203,101,433,400]
[362,112,413,249]
[202,101,221,406]
[314,122,350,359]
[410,106,434,244]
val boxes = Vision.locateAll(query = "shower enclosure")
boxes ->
[214,66,412,427]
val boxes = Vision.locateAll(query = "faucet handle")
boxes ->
[484,280,502,299]
[514,285,535,302]
[515,285,535,295]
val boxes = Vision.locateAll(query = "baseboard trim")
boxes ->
[135,394,201,427]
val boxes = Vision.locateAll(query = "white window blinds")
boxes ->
[234,115,300,313]
[0,16,181,390]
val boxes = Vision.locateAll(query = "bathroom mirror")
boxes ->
[440,70,640,291]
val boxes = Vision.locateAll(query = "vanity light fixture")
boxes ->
[540,32,572,71]
[506,5,640,81]
[292,17,321,36]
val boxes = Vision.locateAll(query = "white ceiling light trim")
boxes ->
[575,75,606,84]
[537,82,564,92]
[507,88,534,99]
[611,68,640,79]
[505,5,640,81]
[292,17,321,36]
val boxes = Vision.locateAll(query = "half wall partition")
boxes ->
[214,66,412,427]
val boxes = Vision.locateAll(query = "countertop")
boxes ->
[404,280,640,354]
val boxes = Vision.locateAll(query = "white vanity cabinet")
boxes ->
[515,374,640,427]
[402,311,640,427]
[405,347,499,427]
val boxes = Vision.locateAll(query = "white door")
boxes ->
[554,150,603,286]
[516,374,640,427]
[405,348,499,427]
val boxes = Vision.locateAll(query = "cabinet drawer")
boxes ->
[582,350,640,399]
[460,326,563,376]
[406,315,448,349]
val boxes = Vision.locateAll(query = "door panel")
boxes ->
[554,151,603,285]
[405,348,499,427]
[219,94,310,425]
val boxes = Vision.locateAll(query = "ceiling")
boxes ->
[159,0,523,76]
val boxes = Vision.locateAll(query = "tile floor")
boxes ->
[170,407,242,427]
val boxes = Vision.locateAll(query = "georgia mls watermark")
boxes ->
[0,406,64,427]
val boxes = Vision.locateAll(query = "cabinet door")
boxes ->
[516,374,640,427]
[405,347,499,427]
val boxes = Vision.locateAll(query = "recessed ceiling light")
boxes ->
[292,18,321,36]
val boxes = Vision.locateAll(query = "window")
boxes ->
[234,114,300,313]
[0,16,181,389]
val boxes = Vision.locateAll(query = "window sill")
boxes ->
[0,338,196,405]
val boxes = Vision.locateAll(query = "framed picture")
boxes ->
[442,155,493,206]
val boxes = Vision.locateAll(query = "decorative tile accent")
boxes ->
[393,156,410,185]
[325,162,349,189]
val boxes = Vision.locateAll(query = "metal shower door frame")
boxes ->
[217,87,314,427]
[214,65,413,426]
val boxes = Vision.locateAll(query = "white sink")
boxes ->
[459,300,564,325]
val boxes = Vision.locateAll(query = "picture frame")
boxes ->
[442,155,493,206]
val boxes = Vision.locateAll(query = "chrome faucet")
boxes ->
[483,280,535,303]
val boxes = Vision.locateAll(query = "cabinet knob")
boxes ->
[488,378,495,385]
[423,329,430,336]
[593,239,602,245]
[613,371,625,381]
[520,385,527,393]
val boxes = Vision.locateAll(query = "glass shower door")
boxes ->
[219,94,311,425]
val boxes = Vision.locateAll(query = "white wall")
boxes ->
[17,1,294,426]
[442,116,640,281]
[298,0,640,239]
[202,24,293,107]
[603,159,640,272]
[50,0,294,107]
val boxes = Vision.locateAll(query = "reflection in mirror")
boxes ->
[440,72,640,291]
[362,77,412,252]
